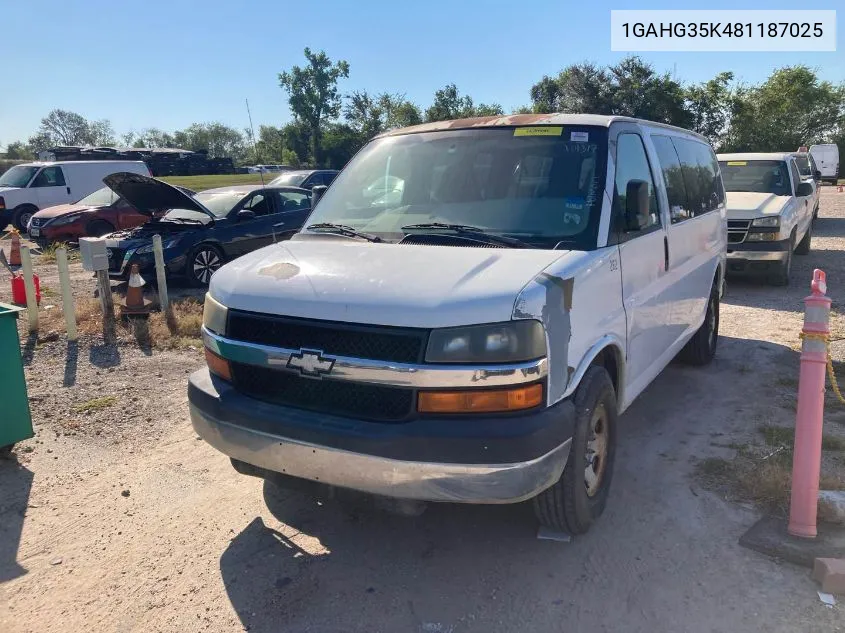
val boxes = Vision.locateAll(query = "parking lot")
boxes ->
[1,187,845,632]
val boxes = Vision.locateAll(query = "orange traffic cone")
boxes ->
[9,232,21,266]
[121,264,151,316]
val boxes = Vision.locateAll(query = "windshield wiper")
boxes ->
[401,222,528,248]
[306,222,383,243]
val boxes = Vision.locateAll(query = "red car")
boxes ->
[27,184,196,245]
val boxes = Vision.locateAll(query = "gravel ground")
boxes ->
[2,187,845,632]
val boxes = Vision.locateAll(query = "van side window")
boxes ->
[31,166,66,188]
[670,138,722,217]
[613,133,660,236]
[651,135,691,223]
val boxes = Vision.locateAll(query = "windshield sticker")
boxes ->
[570,131,589,143]
[564,197,586,210]
[514,126,563,137]
[726,161,747,166]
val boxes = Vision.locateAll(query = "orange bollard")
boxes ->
[789,269,831,538]
[9,232,21,266]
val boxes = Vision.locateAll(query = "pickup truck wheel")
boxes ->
[768,234,794,286]
[795,224,812,255]
[533,366,617,535]
[679,285,719,366]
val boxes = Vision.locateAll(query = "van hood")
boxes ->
[210,239,572,328]
[725,192,790,219]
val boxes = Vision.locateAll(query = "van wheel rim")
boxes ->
[193,250,221,283]
[585,403,609,497]
[20,211,33,228]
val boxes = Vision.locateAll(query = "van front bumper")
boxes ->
[188,368,574,504]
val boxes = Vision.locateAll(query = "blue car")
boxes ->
[102,172,312,286]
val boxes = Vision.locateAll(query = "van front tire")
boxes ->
[13,205,37,233]
[533,366,617,535]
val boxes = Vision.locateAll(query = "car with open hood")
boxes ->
[191,113,727,535]
[718,152,814,285]
[101,173,312,286]
[27,184,195,246]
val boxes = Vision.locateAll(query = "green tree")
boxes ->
[29,109,116,147]
[4,141,33,159]
[279,48,350,165]
[530,63,614,114]
[684,72,734,148]
[171,123,246,160]
[722,66,844,152]
[608,57,690,127]
[322,123,363,169]
[424,84,503,122]
[344,91,423,140]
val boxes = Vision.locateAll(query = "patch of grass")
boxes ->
[759,424,794,447]
[775,375,798,389]
[41,286,58,299]
[160,174,267,191]
[146,297,204,350]
[74,395,118,414]
[38,242,79,264]
[822,435,845,451]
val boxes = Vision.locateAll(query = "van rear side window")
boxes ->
[652,135,723,221]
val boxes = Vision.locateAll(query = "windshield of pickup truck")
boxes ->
[718,160,791,196]
[0,165,39,188]
[305,127,609,249]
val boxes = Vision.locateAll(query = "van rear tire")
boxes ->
[532,366,617,535]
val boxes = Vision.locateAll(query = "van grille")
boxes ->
[230,362,414,422]
[226,311,427,363]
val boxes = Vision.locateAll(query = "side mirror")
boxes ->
[814,170,822,181]
[237,209,256,221]
[796,182,813,197]
[311,185,328,208]
[624,180,650,231]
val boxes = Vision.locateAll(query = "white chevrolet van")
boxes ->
[191,114,727,534]
[0,160,150,231]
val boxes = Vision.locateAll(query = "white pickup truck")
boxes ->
[718,153,815,286]
[191,114,727,534]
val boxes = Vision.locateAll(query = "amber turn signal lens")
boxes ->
[205,348,232,381]
[418,383,543,414]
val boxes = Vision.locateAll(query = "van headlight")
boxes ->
[202,293,228,335]
[751,217,779,228]
[426,321,545,363]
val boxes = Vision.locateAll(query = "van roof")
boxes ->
[17,160,147,167]
[717,152,792,161]
[378,113,709,142]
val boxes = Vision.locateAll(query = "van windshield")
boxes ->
[719,160,791,196]
[304,127,609,250]
[0,166,39,188]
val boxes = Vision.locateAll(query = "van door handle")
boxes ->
[66,186,71,195]
[663,236,669,272]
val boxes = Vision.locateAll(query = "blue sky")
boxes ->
[2,0,841,148]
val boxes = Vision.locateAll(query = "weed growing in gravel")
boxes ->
[146,298,203,350]
[38,242,79,264]
[74,395,118,414]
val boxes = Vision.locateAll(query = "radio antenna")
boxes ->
[245,98,266,187]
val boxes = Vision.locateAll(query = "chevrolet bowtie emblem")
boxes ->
[286,349,335,377]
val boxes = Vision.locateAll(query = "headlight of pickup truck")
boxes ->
[426,320,545,363]
[751,217,779,228]
[202,293,228,335]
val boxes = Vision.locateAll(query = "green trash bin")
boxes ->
[0,302,33,452]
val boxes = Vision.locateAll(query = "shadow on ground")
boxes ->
[0,455,33,583]
[217,335,813,633]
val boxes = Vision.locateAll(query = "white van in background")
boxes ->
[0,160,151,231]
[809,144,840,184]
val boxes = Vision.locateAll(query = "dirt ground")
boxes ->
[3,188,845,632]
